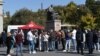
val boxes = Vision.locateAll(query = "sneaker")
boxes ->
[7,54,11,56]
[63,50,66,52]
[98,50,100,52]
[32,51,36,54]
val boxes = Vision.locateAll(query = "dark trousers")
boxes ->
[87,42,94,54]
[61,38,65,50]
[7,45,12,54]
[43,41,48,51]
[77,41,84,54]
[35,38,38,50]
[55,40,58,50]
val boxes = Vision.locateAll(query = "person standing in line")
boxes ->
[55,30,62,50]
[6,32,15,56]
[63,30,72,52]
[97,30,100,52]
[71,28,77,52]
[15,29,24,56]
[27,29,36,54]
[82,30,86,50]
[48,29,56,51]
[76,28,84,55]
[1,30,7,46]
[43,32,49,52]
[60,30,66,51]
[33,29,38,50]
[86,29,94,54]
[39,30,44,51]
[93,30,100,52]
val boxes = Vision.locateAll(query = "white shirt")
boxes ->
[43,34,49,41]
[27,31,35,41]
[83,33,86,42]
[72,29,77,39]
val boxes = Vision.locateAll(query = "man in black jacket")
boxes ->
[76,28,84,55]
[93,30,99,51]
[86,29,94,54]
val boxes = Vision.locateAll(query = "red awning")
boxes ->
[19,21,44,29]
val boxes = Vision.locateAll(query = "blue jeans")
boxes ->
[49,40,55,50]
[16,43,23,56]
[43,41,48,51]
[28,40,35,52]
[94,42,99,50]
[51,41,55,50]
[98,42,100,50]
[65,39,71,50]
[72,39,77,51]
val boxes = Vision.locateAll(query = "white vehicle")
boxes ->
[7,25,25,32]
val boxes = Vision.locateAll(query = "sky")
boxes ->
[3,0,86,15]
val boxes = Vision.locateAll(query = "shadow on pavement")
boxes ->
[56,51,100,56]
[55,51,77,54]
[23,49,29,53]
[0,54,6,56]
[0,50,6,52]
[84,53,100,56]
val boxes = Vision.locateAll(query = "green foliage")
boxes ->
[53,5,65,23]
[3,11,11,29]
[65,2,77,21]
[33,9,46,26]
[86,0,95,7]
[81,13,96,29]
[56,2,78,24]
[96,16,100,29]
[10,8,46,26]
[10,8,34,25]
[53,2,79,24]
[85,0,95,12]
[3,0,99,30]
[86,0,100,28]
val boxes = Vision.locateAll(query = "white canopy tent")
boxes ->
[61,23,76,27]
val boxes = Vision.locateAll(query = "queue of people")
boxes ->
[0,28,100,56]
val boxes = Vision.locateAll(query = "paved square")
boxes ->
[0,47,100,56]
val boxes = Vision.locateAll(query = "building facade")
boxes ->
[0,0,3,33]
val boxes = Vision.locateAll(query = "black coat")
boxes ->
[6,36,14,46]
[86,31,93,43]
[76,29,83,42]
[93,31,98,43]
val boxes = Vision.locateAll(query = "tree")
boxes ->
[53,6,65,23]
[94,1,100,28]
[36,9,46,26]
[86,0,95,11]
[3,11,11,29]
[86,0,100,28]
[65,2,78,24]
[10,8,46,26]
[81,13,96,29]
[10,8,34,25]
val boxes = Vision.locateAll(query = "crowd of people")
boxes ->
[0,28,100,56]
